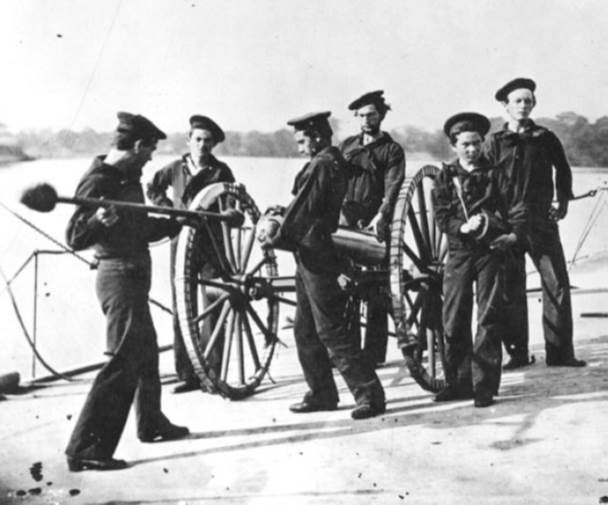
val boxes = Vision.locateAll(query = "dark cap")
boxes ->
[189,115,225,143]
[495,77,536,102]
[348,90,386,111]
[286,111,331,131]
[443,112,491,138]
[116,112,166,140]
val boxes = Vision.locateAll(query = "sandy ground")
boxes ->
[1,291,608,505]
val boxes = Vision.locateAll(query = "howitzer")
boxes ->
[171,167,449,400]
[20,182,245,227]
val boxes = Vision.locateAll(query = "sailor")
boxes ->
[340,90,406,367]
[64,112,189,471]
[146,115,235,393]
[485,78,586,368]
[261,111,386,419]
[432,112,527,407]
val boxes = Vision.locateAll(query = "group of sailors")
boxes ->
[60,76,585,471]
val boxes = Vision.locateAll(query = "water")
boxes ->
[1,156,607,378]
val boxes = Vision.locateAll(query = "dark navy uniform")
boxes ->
[65,155,181,461]
[485,120,577,364]
[340,105,405,366]
[276,146,385,410]
[147,152,234,383]
[432,158,526,398]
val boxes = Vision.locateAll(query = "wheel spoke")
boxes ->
[234,312,245,385]
[416,183,432,254]
[247,256,269,277]
[273,295,297,307]
[201,219,232,275]
[194,293,230,324]
[220,309,236,382]
[218,197,238,273]
[203,301,231,359]
[407,206,430,263]
[241,226,257,272]
[198,278,233,291]
[245,303,276,344]
[401,240,427,273]
[242,311,261,370]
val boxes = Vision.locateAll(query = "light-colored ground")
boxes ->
[1,291,608,505]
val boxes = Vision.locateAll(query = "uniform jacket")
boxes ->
[277,146,347,273]
[484,121,574,215]
[146,153,235,209]
[66,156,180,258]
[340,132,405,226]
[431,158,526,252]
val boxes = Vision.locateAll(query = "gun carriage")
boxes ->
[174,164,448,399]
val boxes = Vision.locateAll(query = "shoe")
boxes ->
[289,399,337,413]
[172,380,200,394]
[503,354,535,371]
[546,357,586,367]
[474,396,494,408]
[350,403,386,420]
[139,423,190,443]
[67,457,128,472]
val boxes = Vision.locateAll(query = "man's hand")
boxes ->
[337,273,353,291]
[460,214,483,234]
[256,215,282,248]
[549,199,569,221]
[95,205,119,227]
[366,213,387,242]
[490,232,517,251]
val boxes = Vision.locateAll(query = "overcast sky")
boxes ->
[1,0,607,134]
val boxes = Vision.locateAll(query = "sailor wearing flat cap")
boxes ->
[147,115,235,393]
[64,112,189,471]
[339,90,405,367]
[486,78,586,369]
[432,111,527,409]
[260,110,386,420]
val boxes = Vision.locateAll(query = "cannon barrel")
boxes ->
[331,227,387,265]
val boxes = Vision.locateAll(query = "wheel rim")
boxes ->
[175,182,279,399]
[389,165,448,392]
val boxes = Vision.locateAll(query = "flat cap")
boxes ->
[443,112,491,138]
[348,90,385,111]
[495,77,536,102]
[286,111,331,131]
[116,112,166,140]
[189,115,225,143]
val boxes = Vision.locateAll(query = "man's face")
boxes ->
[356,104,382,134]
[125,140,157,178]
[504,88,535,121]
[451,131,483,165]
[188,128,216,160]
[294,130,315,157]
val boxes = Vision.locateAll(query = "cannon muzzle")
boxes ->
[331,227,387,265]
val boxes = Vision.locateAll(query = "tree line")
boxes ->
[12,112,608,168]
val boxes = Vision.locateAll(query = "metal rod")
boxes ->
[56,195,235,222]
[30,344,173,383]
[32,252,39,378]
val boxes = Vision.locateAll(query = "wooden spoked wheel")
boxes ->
[389,164,448,392]
[175,182,280,399]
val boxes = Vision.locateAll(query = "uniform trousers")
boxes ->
[503,217,574,362]
[294,258,385,407]
[442,248,504,398]
[65,256,168,459]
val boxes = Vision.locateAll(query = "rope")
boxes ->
[569,196,607,268]
[0,264,72,381]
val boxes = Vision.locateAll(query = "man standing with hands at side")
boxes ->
[147,115,235,393]
[486,78,585,368]
[340,90,405,367]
